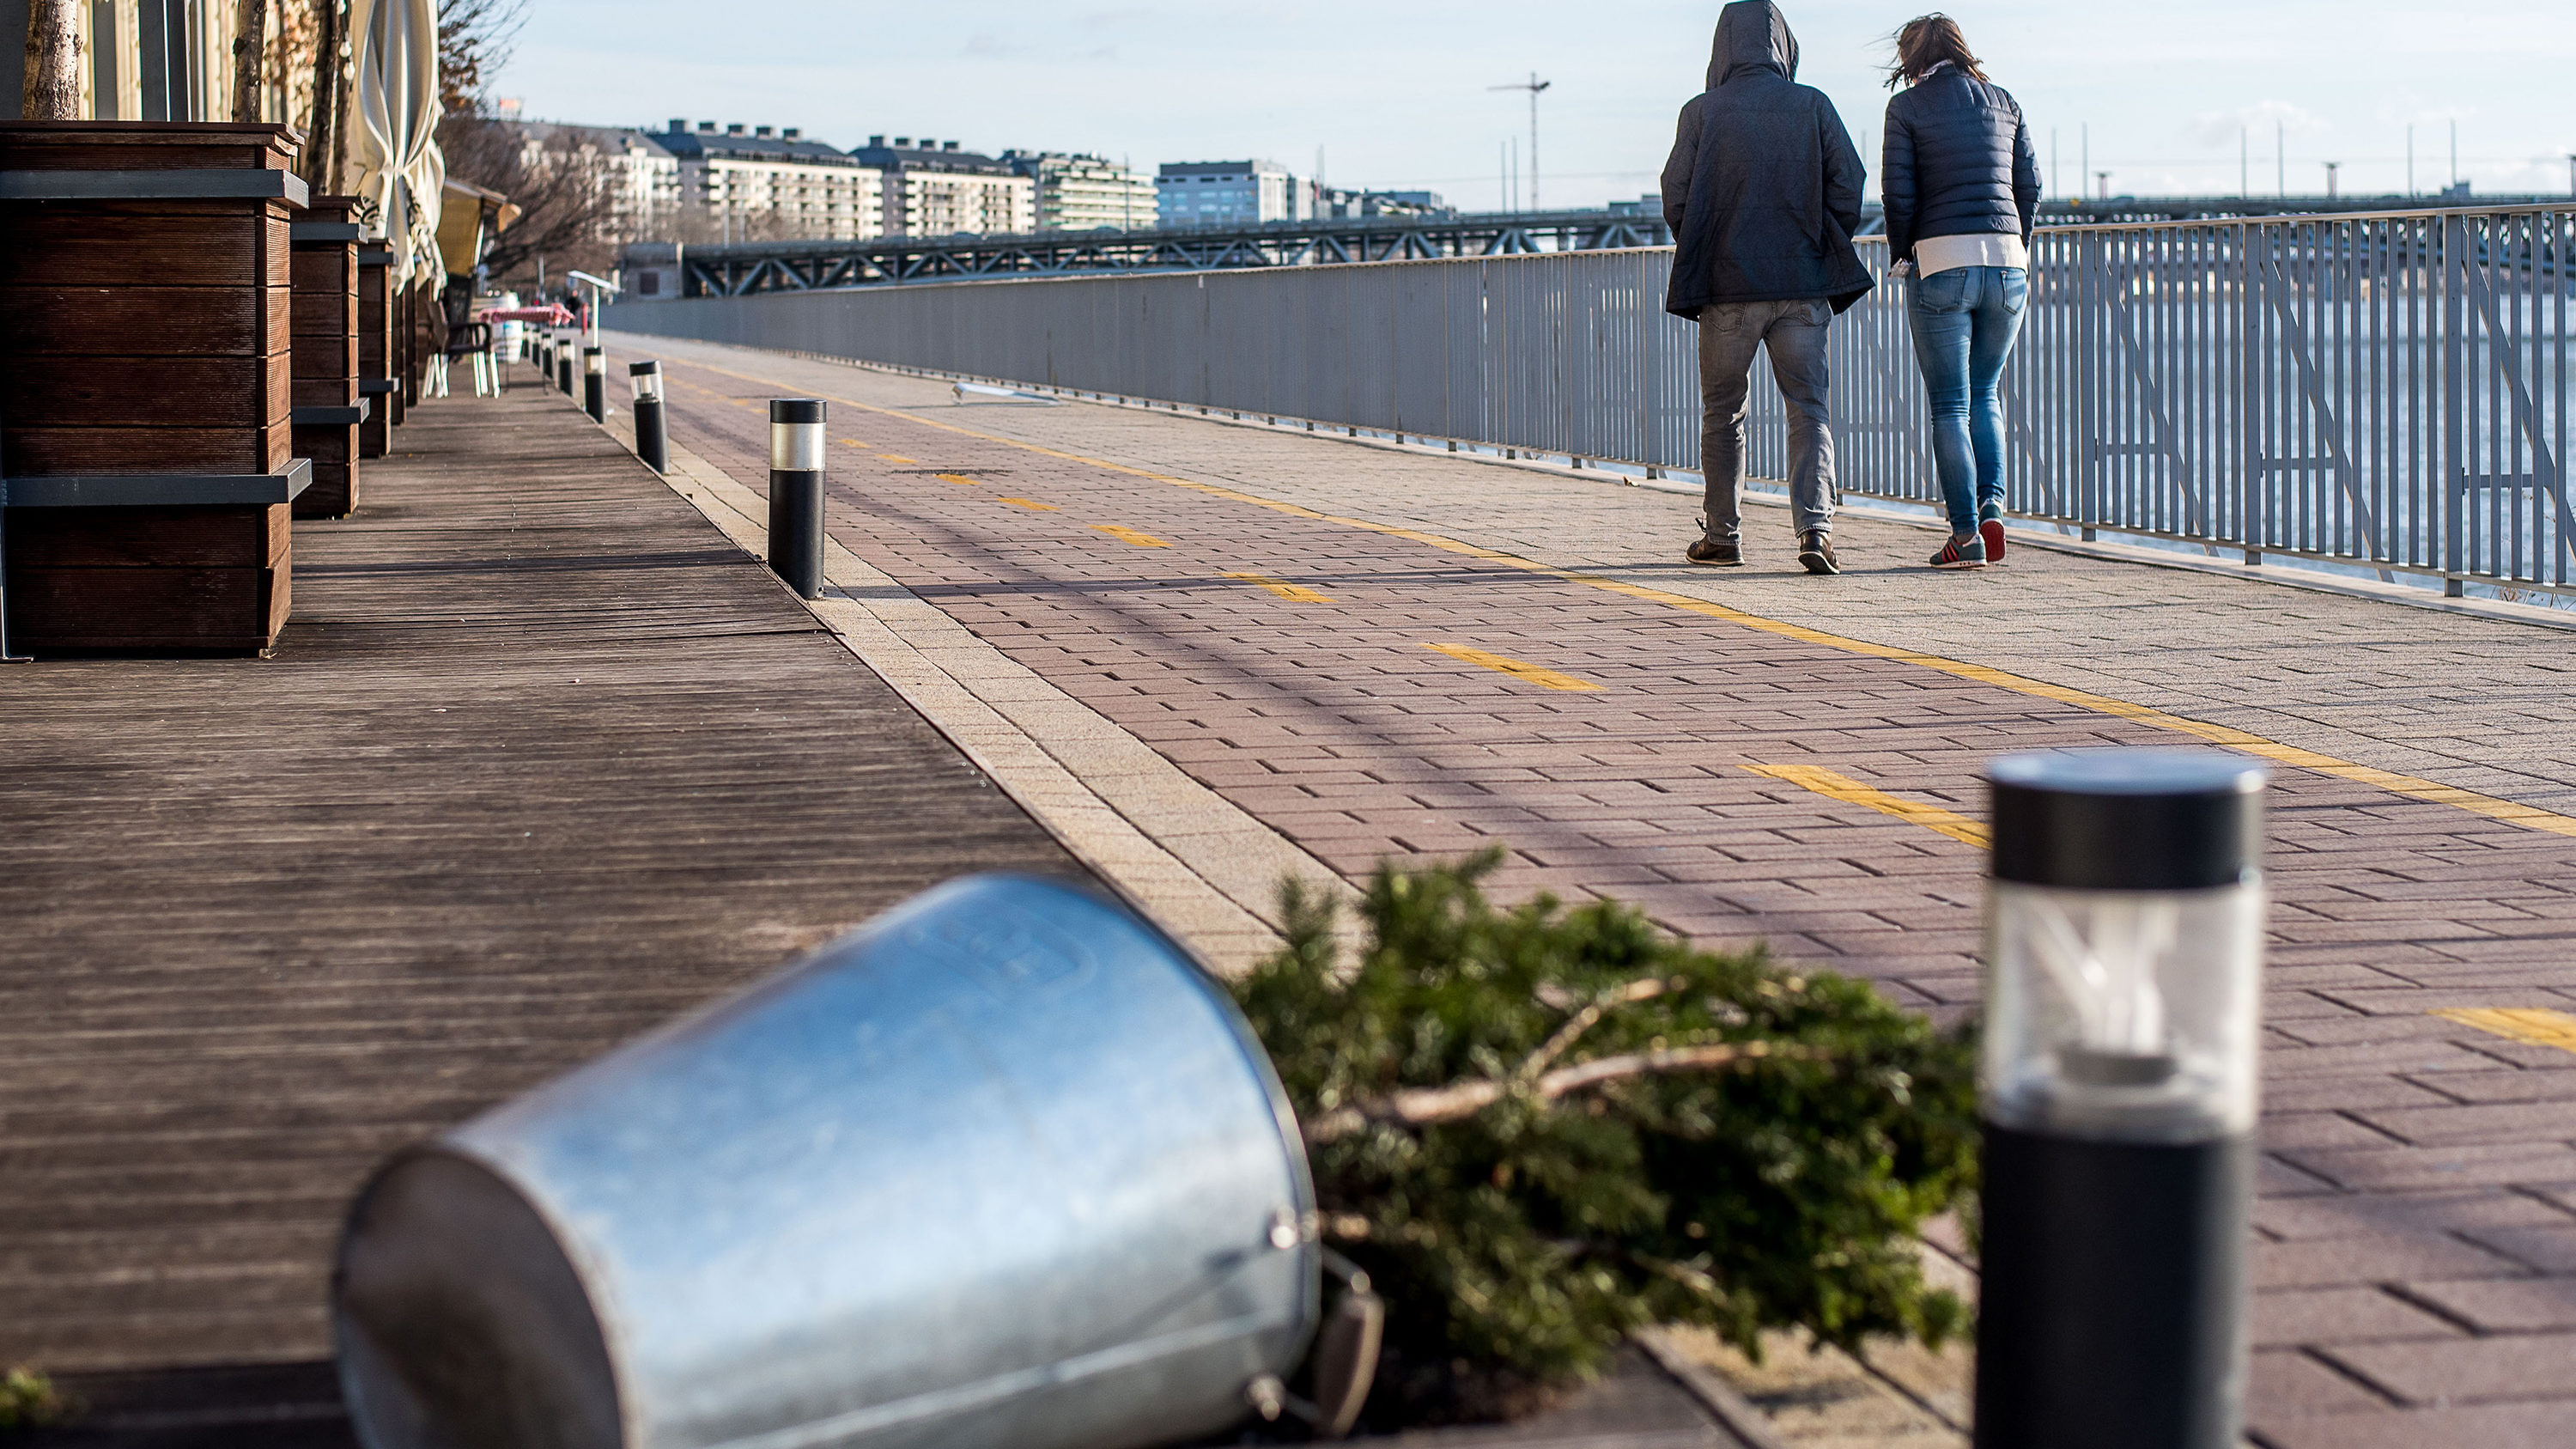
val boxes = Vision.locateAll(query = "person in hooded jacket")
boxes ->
[1661,0,1873,576]
[1880,13,2041,569]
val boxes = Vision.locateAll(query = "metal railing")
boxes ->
[605,204,2574,599]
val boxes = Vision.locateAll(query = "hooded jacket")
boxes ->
[1659,1,1873,319]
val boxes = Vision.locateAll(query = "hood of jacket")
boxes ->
[1709,0,1798,88]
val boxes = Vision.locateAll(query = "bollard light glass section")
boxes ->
[1983,750,2265,1145]
[583,346,604,376]
[628,359,662,404]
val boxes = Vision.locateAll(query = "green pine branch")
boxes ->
[1232,848,1979,1410]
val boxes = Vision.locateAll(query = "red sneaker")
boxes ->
[1980,518,2006,564]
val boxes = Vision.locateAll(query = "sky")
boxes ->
[495,1,2576,210]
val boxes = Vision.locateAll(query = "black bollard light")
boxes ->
[583,346,605,423]
[556,329,574,398]
[1975,749,2265,1449]
[767,398,825,599]
[629,360,667,472]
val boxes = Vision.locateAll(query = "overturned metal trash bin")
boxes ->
[333,874,1318,1449]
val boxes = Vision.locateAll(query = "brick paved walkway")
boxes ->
[611,334,2576,1449]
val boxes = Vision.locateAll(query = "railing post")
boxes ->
[2441,213,2468,596]
[629,361,668,473]
[582,347,605,423]
[768,399,825,599]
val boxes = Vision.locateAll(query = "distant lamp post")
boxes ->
[2324,161,2340,200]
[2094,170,2111,203]
[1488,72,1552,212]
[630,361,667,472]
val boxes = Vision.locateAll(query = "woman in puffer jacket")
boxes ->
[1881,15,2040,569]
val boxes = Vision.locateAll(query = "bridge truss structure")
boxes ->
[659,210,1674,298]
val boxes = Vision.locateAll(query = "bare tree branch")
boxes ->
[1303,1040,1820,1146]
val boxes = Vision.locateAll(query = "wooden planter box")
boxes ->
[358,247,393,457]
[289,193,363,518]
[0,121,308,655]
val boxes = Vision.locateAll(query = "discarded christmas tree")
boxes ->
[1232,849,1979,1421]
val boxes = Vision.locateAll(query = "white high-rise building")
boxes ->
[1155,161,1316,228]
[1002,152,1157,233]
[848,137,1036,239]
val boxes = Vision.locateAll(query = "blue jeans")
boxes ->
[1905,265,2026,536]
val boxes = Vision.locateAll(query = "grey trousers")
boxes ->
[1698,297,1838,541]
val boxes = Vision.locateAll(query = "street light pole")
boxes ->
[1488,73,1552,212]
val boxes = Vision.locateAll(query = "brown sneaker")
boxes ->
[1686,538,1744,567]
[1980,518,2007,564]
[1797,531,1840,575]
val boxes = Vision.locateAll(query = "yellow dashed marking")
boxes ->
[1092,524,1171,548]
[1745,764,1989,849]
[999,496,1058,511]
[1424,642,1601,692]
[935,472,981,486]
[879,454,918,464]
[2437,1008,2576,1056]
[1224,571,1334,603]
[661,356,2576,843]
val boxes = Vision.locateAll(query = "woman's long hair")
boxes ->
[1886,14,1990,88]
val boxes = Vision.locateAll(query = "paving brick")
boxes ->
[2401,1275,2576,1332]
[2464,1224,2576,1273]
[2323,1332,2576,1406]
[2254,1286,2468,1347]
[2247,1349,2398,1416]
[2252,1230,2530,1289]
[2280,1141,2576,1191]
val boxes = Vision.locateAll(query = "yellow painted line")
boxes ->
[1746,764,1990,849]
[838,438,871,448]
[1224,571,1334,603]
[1424,642,1601,692]
[879,454,918,464]
[999,496,1059,511]
[661,356,2576,843]
[1092,524,1171,548]
[2438,1008,2576,1055]
[935,472,981,486]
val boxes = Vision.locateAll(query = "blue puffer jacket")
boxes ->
[1880,63,2041,265]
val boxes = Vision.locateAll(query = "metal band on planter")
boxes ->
[0,167,312,205]
[292,405,369,427]
[3,459,313,508]
[290,221,365,243]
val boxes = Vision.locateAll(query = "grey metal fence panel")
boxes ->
[607,204,2573,597]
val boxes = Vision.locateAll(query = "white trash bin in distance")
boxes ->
[332,874,1318,1449]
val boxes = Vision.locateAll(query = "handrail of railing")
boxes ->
[605,202,2573,601]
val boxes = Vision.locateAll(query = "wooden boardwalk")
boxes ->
[0,379,1084,1434]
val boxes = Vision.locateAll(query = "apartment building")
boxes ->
[847,137,1036,239]
[650,120,885,241]
[1000,151,1158,233]
[1155,161,1317,228]
[507,122,682,235]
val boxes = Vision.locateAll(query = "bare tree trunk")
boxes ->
[232,0,268,121]
[21,0,88,120]
[306,0,343,192]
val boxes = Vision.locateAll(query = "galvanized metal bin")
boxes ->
[334,874,1318,1449]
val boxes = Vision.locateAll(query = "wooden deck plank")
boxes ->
[0,381,1087,1385]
